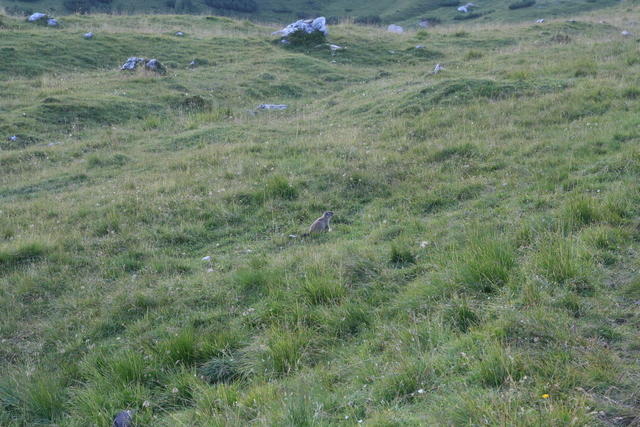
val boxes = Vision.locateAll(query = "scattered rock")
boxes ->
[387,24,404,34]
[257,104,288,110]
[289,234,298,238]
[207,268,214,273]
[415,45,426,49]
[272,17,328,37]
[419,20,431,28]
[433,63,444,74]
[201,256,211,261]
[329,44,343,52]
[8,135,18,142]
[457,3,476,13]
[112,410,133,427]
[47,141,61,147]
[121,57,146,71]
[84,32,94,39]
[145,58,165,74]
[27,13,48,23]
[536,19,545,24]
[47,18,59,27]
[188,60,198,68]
[621,30,632,36]
[120,57,166,74]
[175,31,185,36]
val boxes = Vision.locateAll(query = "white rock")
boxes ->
[28,13,48,23]
[47,18,60,27]
[257,104,288,110]
[416,45,425,49]
[433,63,444,74]
[329,44,343,51]
[387,24,404,34]
[536,19,545,24]
[272,16,328,37]
[621,30,632,36]
[417,388,425,394]
[201,256,211,261]
[175,31,185,36]
[457,3,475,13]
[83,32,94,39]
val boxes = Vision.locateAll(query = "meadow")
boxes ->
[0,4,639,425]
[0,0,623,27]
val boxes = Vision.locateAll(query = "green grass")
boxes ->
[1,5,640,426]
[0,0,623,27]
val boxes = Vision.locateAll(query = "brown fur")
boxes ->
[305,211,333,235]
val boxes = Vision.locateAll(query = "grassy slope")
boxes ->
[1,5,640,426]
[1,0,625,26]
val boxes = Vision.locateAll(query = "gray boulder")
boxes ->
[120,57,165,73]
[112,410,133,427]
[84,32,94,39]
[47,18,59,27]
[121,57,146,71]
[28,13,48,23]
[387,24,404,34]
[145,59,165,74]
[272,17,328,37]
[257,104,288,110]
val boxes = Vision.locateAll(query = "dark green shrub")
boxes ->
[286,29,326,47]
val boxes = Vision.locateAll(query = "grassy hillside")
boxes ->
[1,4,640,426]
[0,0,626,26]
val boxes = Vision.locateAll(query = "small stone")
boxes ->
[387,24,404,34]
[289,234,298,238]
[420,241,430,248]
[417,389,425,394]
[175,31,185,36]
[433,63,444,74]
[621,30,632,36]
[201,256,211,261]
[84,32,94,39]
[536,19,545,24]
[142,400,151,408]
[415,45,425,49]
[207,268,214,273]
[47,18,59,27]
[457,3,475,13]
[112,410,133,427]
[188,60,198,68]
[257,104,288,110]
[8,135,18,142]
[329,44,343,51]
[172,387,179,394]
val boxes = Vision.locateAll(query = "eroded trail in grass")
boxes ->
[1,8,639,426]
